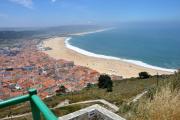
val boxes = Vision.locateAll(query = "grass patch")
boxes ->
[0,74,176,119]
[45,76,163,108]
[132,85,180,120]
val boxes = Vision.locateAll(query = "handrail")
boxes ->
[0,89,58,120]
[0,94,29,108]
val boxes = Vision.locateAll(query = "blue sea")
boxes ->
[66,23,180,71]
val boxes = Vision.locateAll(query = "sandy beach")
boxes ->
[42,37,173,78]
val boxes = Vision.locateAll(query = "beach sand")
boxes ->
[42,37,173,78]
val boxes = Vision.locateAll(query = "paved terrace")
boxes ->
[59,104,125,120]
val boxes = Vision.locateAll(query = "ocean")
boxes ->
[66,23,180,72]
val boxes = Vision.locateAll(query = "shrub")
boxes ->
[139,72,150,79]
[107,80,113,92]
[98,74,110,88]
[98,74,113,92]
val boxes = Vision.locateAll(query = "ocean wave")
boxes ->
[65,37,176,73]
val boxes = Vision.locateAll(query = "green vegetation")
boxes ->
[86,83,94,89]
[98,74,113,92]
[133,85,180,120]
[124,72,180,120]
[47,77,161,108]
[139,72,150,79]
[0,102,31,118]
[1,73,180,120]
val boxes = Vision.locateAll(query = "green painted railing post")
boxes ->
[29,89,41,120]
[0,89,57,120]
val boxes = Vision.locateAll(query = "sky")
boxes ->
[0,0,180,27]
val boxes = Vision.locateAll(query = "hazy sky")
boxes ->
[0,0,180,27]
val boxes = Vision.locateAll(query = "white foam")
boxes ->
[65,37,176,73]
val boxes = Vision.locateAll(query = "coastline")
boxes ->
[42,37,174,78]
[65,37,176,73]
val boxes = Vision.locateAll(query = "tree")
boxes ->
[139,72,150,79]
[107,80,113,92]
[98,75,104,88]
[98,74,110,88]
[98,74,113,92]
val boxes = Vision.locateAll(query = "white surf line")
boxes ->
[65,37,176,73]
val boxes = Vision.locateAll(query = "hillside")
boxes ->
[0,72,179,120]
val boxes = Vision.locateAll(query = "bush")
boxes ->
[98,74,113,92]
[139,72,150,79]
[107,80,113,92]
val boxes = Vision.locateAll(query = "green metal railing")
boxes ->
[0,89,58,120]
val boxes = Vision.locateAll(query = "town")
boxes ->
[0,40,100,100]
